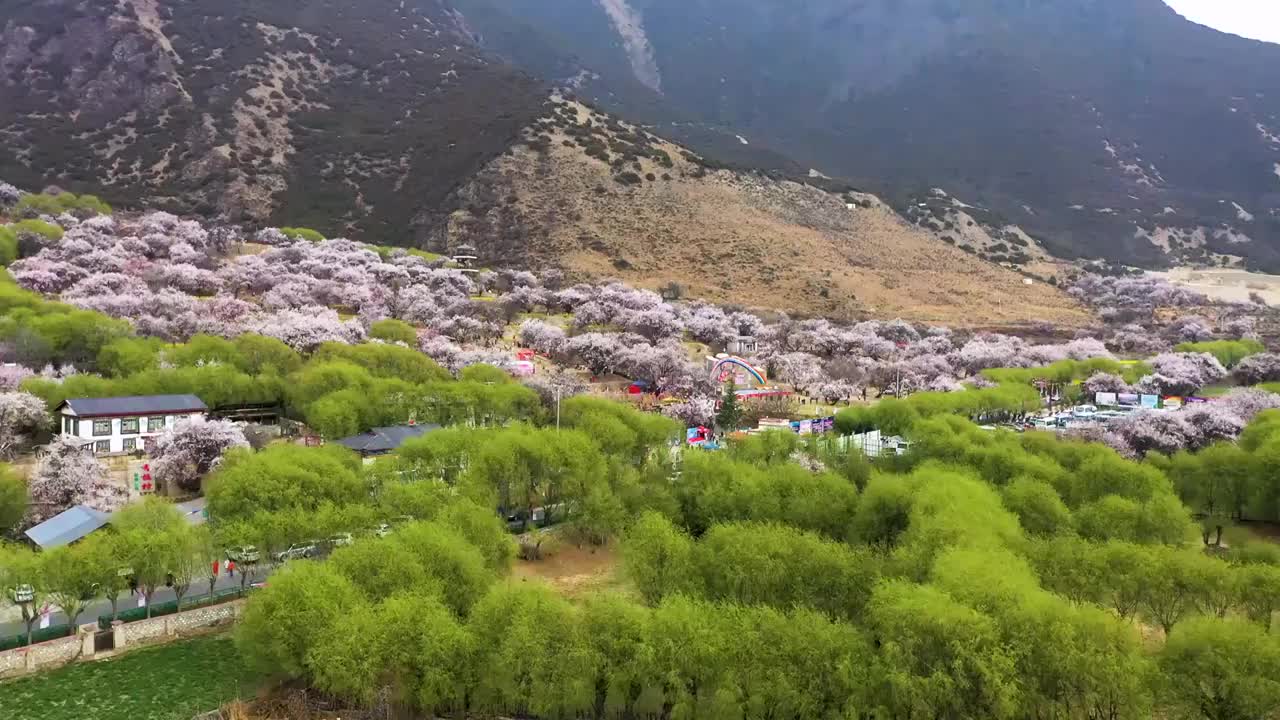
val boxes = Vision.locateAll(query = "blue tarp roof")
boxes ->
[24,505,112,549]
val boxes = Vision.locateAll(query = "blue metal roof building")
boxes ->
[24,505,112,550]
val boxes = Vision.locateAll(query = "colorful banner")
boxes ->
[1163,396,1183,410]
[1140,394,1160,409]
[1118,393,1140,407]
[767,417,836,434]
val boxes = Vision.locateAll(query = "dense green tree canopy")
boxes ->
[206,445,366,521]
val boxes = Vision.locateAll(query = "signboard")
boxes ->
[1140,394,1160,409]
[1163,396,1183,410]
[1095,392,1118,407]
[761,417,835,435]
[128,461,154,494]
[1118,393,1140,407]
[1186,396,1209,404]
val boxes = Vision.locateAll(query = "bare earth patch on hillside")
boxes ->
[457,102,1090,328]
[1153,267,1280,305]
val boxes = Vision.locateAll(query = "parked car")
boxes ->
[225,546,260,564]
[328,532,354,548]
[274,542,318,562]
[1072,404,1099,419]
[506,510,531,532]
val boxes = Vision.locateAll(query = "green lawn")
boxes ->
[0,634,260,720]
[1198,382,1236,398]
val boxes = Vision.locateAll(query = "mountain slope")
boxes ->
[450,0,1280,270]
[442,98,1089,326]
[0,0,545,244]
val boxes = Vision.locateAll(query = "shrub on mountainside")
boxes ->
[0,182,21,207]
[13,192,111,219]
[1175,339,1264,369]
[368,318,418,345]
[279,227,324,243]
[0,391,47,459]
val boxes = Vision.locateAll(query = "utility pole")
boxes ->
[555,385,562,431]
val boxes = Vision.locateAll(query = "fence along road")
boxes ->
[0,566,263,642]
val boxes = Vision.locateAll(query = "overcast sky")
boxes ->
[1163,0,1280,44]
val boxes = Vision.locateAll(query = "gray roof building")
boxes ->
[24,505,112,550]
[335,424,441,457]
[58,394,208,418]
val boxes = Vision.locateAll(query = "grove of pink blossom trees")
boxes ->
[6,201,1245,398]
[25,436,128,524]
[4,185,1276,462]
[1107,389,1280,457]
[1136,353,1229,397]
[150,417,250,493]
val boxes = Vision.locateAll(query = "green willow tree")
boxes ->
[1161,616,1280,720]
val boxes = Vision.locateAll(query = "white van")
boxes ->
[1072,405,1098,419]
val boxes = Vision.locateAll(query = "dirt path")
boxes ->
[510,541,630,599]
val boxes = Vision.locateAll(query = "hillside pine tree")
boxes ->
[716,380,742,431]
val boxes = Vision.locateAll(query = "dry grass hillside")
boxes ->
[448,98,1090,327]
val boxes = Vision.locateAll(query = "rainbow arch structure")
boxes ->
[709,356,767,386]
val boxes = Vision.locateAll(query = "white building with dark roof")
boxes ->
[57,394,208,455]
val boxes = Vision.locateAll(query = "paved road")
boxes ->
[1,565,270,640]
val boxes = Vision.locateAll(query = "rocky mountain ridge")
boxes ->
[451,0,1280,271]
[0,0,545,244]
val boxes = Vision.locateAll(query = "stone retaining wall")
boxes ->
[0,599,244,679]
